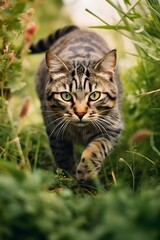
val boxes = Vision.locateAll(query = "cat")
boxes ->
[30,25,123,181]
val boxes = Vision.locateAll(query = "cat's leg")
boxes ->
[49,136,76,174]
[76,137,114,181]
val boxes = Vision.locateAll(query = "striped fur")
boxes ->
[34,26,123,181]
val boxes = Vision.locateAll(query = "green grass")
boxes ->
[0,0,160,238]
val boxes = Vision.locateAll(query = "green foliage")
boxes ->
[0,166,160,240]
[0,0,33,95]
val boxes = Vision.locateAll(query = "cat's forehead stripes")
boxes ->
[70,64,91,92]
[76,64,85,78]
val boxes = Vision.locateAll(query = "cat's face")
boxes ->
[45,50,117,127]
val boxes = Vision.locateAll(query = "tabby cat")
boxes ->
[30,26,123,181]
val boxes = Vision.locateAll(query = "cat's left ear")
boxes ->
[45,50,69,74]
[93,49,117,74]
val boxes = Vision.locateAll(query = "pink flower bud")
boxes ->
[25,22,37,43]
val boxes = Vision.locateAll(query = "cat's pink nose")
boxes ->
[75,111,86,120]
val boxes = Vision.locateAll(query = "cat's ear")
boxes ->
[45,50,69,74]
[93,49,117,74]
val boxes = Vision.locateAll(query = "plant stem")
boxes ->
[6,101,31,172]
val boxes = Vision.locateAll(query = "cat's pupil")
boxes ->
[89,91,100,101]
[65,93,69,99]
[93,93,96,98]
[61,92,72,101]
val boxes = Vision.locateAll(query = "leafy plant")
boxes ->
[0,165,160,240]
[0,0,37,97]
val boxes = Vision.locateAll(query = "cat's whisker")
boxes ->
[95,119,108,133]
[94,121,103,134]
[91,119,103,134]
[98,117,121,132]
[49,118,66,138]
[99,119,110,126]
[54,117,71,140]
[96,120,108,134]
[44,113,62,119]
[46,116,65,127]
[54,118,68,139]
[98,116,113,124]
[54,123,64,139]
[98,106,120,115]
[101,119,117,128]
[43,111,62,115]
[97,118,114,130]
[61,119,71,140]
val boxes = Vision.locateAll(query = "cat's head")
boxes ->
[45,49,118,127]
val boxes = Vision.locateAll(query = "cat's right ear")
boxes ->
[93,49,117,74]
[45,50,69,74]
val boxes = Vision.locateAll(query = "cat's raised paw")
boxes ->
[76,158,100,181]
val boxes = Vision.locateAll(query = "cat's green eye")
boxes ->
[89,91,101,101]
[61,92,72,101]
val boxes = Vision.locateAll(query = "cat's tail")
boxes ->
[29,25,79,53]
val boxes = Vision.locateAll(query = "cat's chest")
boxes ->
[65,124,94,145]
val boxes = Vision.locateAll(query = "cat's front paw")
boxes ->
[76,157,101,181]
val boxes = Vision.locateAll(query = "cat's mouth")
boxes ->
[71,120,89,127]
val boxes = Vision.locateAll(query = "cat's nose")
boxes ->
[75,111,86,120]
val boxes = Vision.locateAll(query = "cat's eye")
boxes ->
[89,91,101,101]
[61,92,72,101]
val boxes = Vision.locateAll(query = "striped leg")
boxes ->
[76,137,112,181]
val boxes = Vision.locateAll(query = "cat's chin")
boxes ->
[71,121,89,127]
